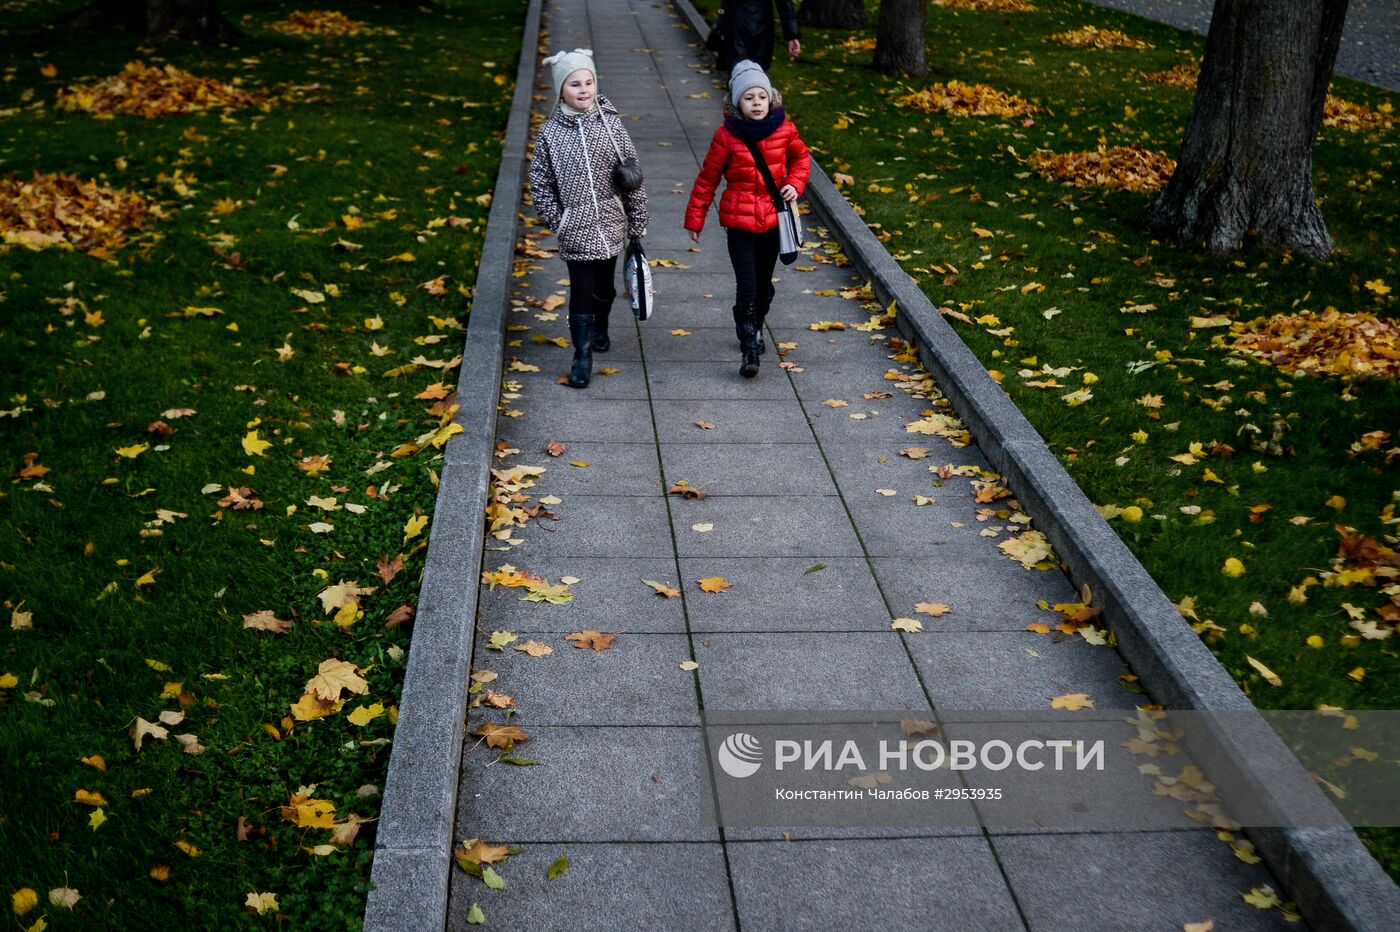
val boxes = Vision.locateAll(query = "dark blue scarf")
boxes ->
[724,107,787,142]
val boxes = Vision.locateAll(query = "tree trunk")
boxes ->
[1139,0,1350,260]
[59,0,242,42]
[798,0,867,29]
[873,0,927,77]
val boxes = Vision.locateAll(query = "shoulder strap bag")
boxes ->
[601,113,644,192]
[741,137,803,265]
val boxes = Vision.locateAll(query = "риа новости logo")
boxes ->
[717,732,763,778]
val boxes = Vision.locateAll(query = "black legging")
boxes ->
[726,227,779,309]
[565,255,618,319]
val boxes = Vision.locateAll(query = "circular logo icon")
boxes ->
[717,732,763,778]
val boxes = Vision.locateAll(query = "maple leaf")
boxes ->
[643,579,681,598]
[403,513,429,543]
[130,717,169,751]
[245,892,280,916]
[74,788,108,807]
[487,631,518,651]
[290,692,342,721]
[998,531,1057,569]
[347,703,386,726]
[305,658,368,700]
[242,611,293,634]
[472,722,529,749]
[49,887,81,909]
[698,576,732,593]
[376,554,404,584]
[1050,693,1095,711]
[318,580,375,614]
[566,631,616,651]
[1242,886,1282,910]
[282,795,336,829]
[891,617,924,633]
[456,839,513,871]
[514,640,553,656]
[115,442,149,459]
[296,454,333,475]
[242,431,272,457]
[668,480,706,500]
[218,486,264,510]
[915,602,952,617]
[900,447,930,459]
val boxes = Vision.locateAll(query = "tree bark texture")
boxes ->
[797,0,868,29]
[1139,0,1350,259]
[873,0,928,77]
[60,0,242,42]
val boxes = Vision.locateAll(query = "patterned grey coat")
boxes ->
[529,95,649,262]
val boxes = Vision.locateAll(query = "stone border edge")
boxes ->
[666,1,1400,929]
[362,0,543,928]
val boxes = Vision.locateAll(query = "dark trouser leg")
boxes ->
[726,229,762,378]
[727,228,759,345]
[565,258,605,388]
[590,253,619,352]
[752,228,780,355]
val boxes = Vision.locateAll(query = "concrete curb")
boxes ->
[670,0,1400,929]
[362,0,543,928]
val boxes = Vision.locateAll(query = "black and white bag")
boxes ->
[742,138,804,265]
[624,236,654,320]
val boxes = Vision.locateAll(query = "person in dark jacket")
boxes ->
[714,0,801,73]
[684,61,810,379]
[528,49,649,388]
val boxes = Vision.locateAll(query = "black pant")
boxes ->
[726,227,779,308]
[565,255,618,319]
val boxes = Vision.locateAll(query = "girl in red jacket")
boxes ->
[685,60,811,378]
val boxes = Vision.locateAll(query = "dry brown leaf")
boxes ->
[242,610,293,634]
[566,630,617,651]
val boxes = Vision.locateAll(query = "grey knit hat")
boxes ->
[729,59,773,107]
[544,48,596,105]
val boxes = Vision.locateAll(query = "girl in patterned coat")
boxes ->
[529,49,650,387]
[684,60,810,378]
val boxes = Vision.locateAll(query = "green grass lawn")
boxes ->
[726,0,1399,874]
[0,0,521,926]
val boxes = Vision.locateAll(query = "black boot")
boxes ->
[731,304,749,349]
[737,304,760,378]
[568,313,595,388]
[590,295,612,353]
[755,283,775,355]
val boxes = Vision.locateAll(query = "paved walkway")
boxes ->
[1083,0,1400,92]
[445,0,1300,928]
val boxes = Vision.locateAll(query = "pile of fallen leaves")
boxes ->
[934,0,1037,9]
[1219,309,1400,379]
[1027,145,1175,192]
[0,172,156,254]
[57,61,264,117]
[1142,62,1198,87]
[1050,26,1152,49]
[895,81,1038,118]
[1315,527,1400,642]
[1322,95,1396,132]
[267,10,372,36]
[1144,65,1396,132]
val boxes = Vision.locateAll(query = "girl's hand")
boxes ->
[689,229,701,242]
[788,38,801,61]
[779,184,798,203]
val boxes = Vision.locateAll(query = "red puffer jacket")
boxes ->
[684,120,811,234]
